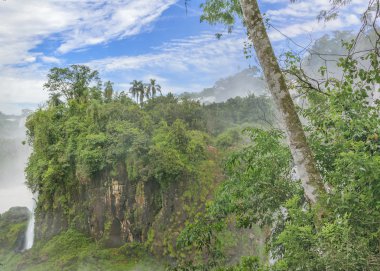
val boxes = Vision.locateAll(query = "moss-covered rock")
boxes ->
[0,207,30,253]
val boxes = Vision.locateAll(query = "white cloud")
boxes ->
[40,56,61,64]
[267,0,330,19]
[0,0,177,114]
[265,0,367,42]
[84,0,368,95]
[0,0,177,67]
[88,32,245,73]
[0,0,370,114]
[261,0,288,3]
[86,31,248,93]
[0,1,71,66]
[269,13,361,41]
[56,0,177,53]
[86,0,368,81]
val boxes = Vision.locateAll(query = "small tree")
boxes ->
[104,81,114,102]
[145,79,162,99]
[44,65,101,103]
[129,80,145,104]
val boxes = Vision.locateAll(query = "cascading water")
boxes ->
[17,114,36,250]
[24,202,35,250]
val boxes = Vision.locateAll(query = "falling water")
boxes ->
[24,203,35,250]
[17,113,36,250]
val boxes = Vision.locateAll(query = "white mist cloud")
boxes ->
[0,65,47,114]
[0,185,34,213]
[0,117,33,213]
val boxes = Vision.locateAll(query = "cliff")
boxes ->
[35,158,220,258]
[25,92,224,262]
[9,66,273,269]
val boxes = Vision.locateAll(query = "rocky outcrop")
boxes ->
[33,155,220,258]
[0,207,30,252]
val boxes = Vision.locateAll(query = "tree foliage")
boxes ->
[177,36,380,270]
[25,65,272,222]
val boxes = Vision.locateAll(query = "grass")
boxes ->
[0,229,165,271]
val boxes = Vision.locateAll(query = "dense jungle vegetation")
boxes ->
[0,64,275,270]
[2,34,378,269]
[1,30,380,270]
[0,0,379,270]
[24,65,273,208]
[175,40,380,269]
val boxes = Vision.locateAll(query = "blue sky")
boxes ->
[0,0,368,114]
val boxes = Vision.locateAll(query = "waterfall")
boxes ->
[15,113,36,250]
[24,203,35,250]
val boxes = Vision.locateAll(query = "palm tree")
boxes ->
[137,81,145,105]
[104,81,114,101]
[144,83,150,100]
[145,79,162,99]
[48,93,63,107]
[129,80,144,104]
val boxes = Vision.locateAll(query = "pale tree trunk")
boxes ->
[239,0,325,204]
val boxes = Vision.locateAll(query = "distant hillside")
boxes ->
[185,31,377,106]
[181,68,267,103]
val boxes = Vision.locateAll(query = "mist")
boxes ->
[0,112,33,214]
[181,68,268,103]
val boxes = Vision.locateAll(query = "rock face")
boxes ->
[34,160,218,255]
[0,207,30,252]
[84,170,162,247]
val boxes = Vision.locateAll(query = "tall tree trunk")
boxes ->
[239,0,325,204]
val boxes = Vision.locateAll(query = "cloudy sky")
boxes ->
[0,0,368,114]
